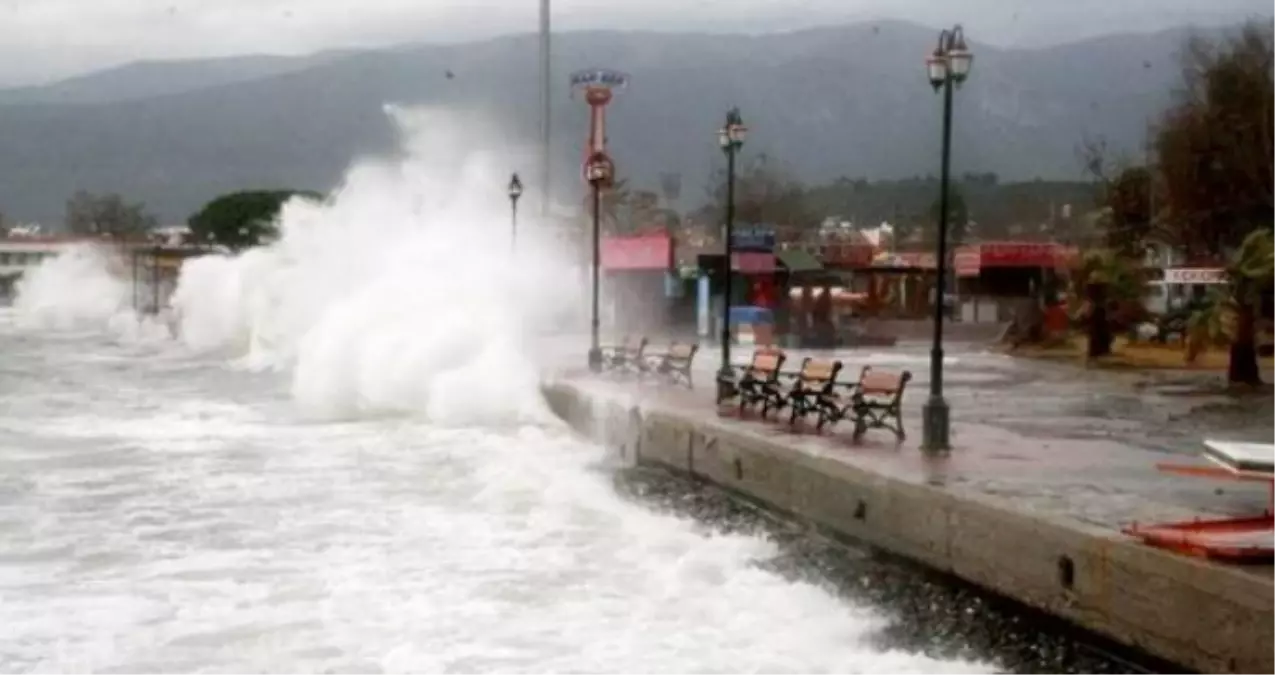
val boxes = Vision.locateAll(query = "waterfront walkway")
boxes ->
[547,340,1274,539]
[543,340,1274,672]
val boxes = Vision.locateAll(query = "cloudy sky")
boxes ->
[0,0,1268,86]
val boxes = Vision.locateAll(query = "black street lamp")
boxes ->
[921,25,973,453]
[507,173,523,252]
[585,152,613,372]
[716,108,747,395]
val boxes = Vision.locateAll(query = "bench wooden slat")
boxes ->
[859,370,904,395]
[840,365,912,442]
[751,351,783,373]
[783,357,844,432]
[643,341,699,389]
[722,347,788,417]
[667,343,695,360]
[601,335,649,374]
[799,358,838,382]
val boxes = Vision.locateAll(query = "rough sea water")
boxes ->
[0,108,1136,674]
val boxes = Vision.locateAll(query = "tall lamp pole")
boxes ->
[921,25,973,453]
[585,152,612,372]
[508,173,523,252]
[716,108,748,391]
[538,0,551,218]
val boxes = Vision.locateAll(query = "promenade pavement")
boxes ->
[540,334,1274,564]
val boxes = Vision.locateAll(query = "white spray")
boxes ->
[171,106,582,426]
[12,244,134,331]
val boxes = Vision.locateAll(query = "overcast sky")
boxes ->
[0,0,1268,86]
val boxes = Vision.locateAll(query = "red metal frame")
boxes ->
[1123,515,1273,562]
[1122,462,1274,563]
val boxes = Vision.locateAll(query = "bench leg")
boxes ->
[764,396,786,421]
[815,400,839,432]
[851,416,868,443]
[787,396,807,429]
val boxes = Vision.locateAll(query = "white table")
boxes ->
[1203,440,1275,476]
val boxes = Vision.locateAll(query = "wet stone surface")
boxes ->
[613,464,1173,675]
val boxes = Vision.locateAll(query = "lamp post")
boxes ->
[716,108,748,393]
[585,152,613,372]
[508,173,523,252]
[921,25,973,454]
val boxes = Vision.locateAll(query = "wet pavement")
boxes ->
[544,338,1274,546]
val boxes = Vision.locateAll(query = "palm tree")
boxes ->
[1072,250,1148,358]
[1184,288,1229,363]
[1187,228,1274,384]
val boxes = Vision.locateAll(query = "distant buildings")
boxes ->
[0,235,86,302]
[0,225,206,305]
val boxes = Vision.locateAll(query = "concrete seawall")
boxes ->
[543,379,1274,674]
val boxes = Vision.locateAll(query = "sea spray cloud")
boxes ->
[170,106,579,425]
[13,244,133,331]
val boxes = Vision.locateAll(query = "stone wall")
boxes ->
[543,380,1274,674]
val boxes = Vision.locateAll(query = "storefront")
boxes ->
[857,251,941,318]
[689,226,781,344]
[600,233,676,334]
[954,241,1079,323]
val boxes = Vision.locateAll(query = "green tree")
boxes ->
[65,191,157,241]
[1187,229,1274,385]
[1072,250,1149,357]
[1101,166,1155,255]
[698,153,815,236]
[627,189,661,232]
[188,189,322,251]
[596,179,631,234]
[1157,23,1273,257]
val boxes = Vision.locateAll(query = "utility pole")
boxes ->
[1145,116,1156,246]
[539,0,551,219]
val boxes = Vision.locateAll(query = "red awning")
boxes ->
[954,248,982,277]
[955,242,1079,277]
[601,234,673,271]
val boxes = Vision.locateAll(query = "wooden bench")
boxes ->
[840,365,912,442]
[721,348,787,418]
[642,342,699,389]
[783,357,844,431]
[600,335,648,374]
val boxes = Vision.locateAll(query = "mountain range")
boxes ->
[0,20,1233,225]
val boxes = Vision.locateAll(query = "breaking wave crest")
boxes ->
[171,107,580,425]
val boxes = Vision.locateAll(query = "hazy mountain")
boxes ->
[0,21,1225,224]
[0,50,373,107]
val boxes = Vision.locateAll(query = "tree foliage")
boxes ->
[927,185,971,247]
[1188,228,1274,384]
[595,179,631,234]
[188,189,322,251]
[1101,166,1154,255]
[691,153,816,241]
[1070,250,1150,357]
[783,173,1097,244]
[1156,23,1274,258]
[65,191,157,240]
